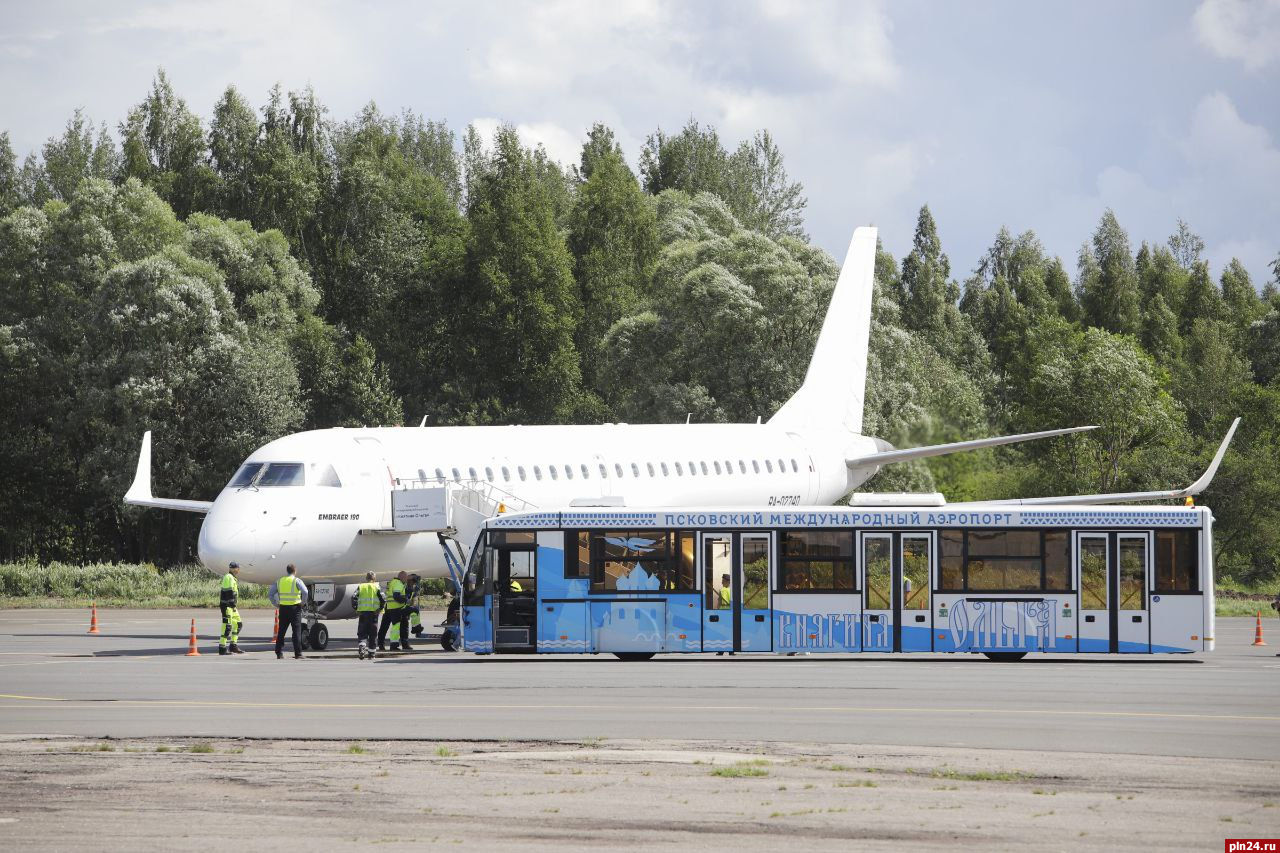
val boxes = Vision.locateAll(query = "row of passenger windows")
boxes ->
[427,457,803,484]
[549,528,1200,595]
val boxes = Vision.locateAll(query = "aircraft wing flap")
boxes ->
[846,425,1097,468]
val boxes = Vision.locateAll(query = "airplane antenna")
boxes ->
[686,413,692,424]
[756,416,762,425]
[419,415,428,427]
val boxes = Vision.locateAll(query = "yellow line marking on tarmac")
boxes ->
[0,694,1277,722]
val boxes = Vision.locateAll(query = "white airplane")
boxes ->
[125,226,1097,621]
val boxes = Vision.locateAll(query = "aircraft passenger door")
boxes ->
[738,533,773,652]
[859,532,933,653]
[353,437,392,529]
[701,534,734,652]
[1116,533,1151,654]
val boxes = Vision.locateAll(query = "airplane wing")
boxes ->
[123,431,214,514]
[948,418,1240,507]
[846,425,1098,468]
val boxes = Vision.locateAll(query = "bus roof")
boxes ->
[485,504,1209,531]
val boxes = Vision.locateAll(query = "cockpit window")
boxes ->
[315,464,342,487]
[256,463,305,487]
[228,462,306,488]
[229,463,264,488]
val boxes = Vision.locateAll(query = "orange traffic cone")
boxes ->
[87,601,100,635]
[271,608,279,643]
[1252,611,1267,647]
[185,618,201,656]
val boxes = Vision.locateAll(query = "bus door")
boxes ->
[1077,532,1150,654]
[701,532,773,653]
[859,532,933,652]
[491,532,537,652]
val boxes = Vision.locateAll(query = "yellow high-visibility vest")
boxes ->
[276,575,301,605]
[356,582,381,612]
[386,578,405,610]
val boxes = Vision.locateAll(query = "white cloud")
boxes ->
[469,117,586,167]
[1192,0,1280,71]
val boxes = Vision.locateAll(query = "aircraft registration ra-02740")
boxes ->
[123,225,1234,627]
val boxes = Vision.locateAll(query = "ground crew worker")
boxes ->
[270,563,309,659]
[351,571,384,660]
[219,562,244,655]
[378,571,412,652]
[405,573,424,638]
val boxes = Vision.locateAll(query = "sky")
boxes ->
[2,0,1277,285]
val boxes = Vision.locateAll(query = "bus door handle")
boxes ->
[1132,615,1143,623]
[868,614,880,623]
[754,615,765,623]
[709,615,719,622]
[1084,615,1095,622]
[914,614,926,622]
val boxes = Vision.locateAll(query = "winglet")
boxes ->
[846,425,1098,468]
[1185,416,1240,495]
[123,431,214,514]
[124,431,154,504]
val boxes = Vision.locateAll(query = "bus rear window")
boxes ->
[1154,530,1198,592]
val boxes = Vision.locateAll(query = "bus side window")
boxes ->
[1155,530,1199,592]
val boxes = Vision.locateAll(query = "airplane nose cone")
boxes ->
[198,508,258,572]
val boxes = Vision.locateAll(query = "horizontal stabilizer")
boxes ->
[124,431,213,514]
[951,417,1240,507]
[846,425,1097,469]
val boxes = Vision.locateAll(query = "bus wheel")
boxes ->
[614,653,655,661]
[308,622,329,651]
[983,652,1026,662]
[440,628,457,652]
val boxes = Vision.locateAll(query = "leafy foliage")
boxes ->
[0,74,1276,585]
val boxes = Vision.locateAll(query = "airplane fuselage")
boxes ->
[198,422,881,587]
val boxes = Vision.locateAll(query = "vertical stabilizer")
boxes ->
[770,225,877,433]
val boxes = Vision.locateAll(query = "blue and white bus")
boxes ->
[454,503,1213,661]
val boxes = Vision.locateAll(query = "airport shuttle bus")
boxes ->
[456,503,1213,660]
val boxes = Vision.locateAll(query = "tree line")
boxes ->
[1,71,1277,585]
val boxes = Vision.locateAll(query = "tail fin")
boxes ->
[770,225,877,433]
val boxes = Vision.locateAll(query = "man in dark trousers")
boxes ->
[377,571,412,652]
[351,571,385,660]
[270,563,309,659]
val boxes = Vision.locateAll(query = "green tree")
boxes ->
[1016,323,1184,493]
[639,119,729,198]
[567,124,658,393]
[600,191,836,423]
[1140,292,1182,366]
[291,316,403,428]
[452,123,582,423]
[1219,258,1263,336]
[0,132,17,215]
[1179,260,1224,334]
[1167,218,1205,269]
[119,70,214,218]
[1077,209,1140,335]
[208,85,260,221]
[1174,319,1251,436]
[722,130,808,239]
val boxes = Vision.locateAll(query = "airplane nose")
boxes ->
[197,507,258,572]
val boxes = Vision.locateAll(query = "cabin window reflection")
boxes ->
[765,460,774,473]
[660,462,669,477]
[534,466,543,481]
[599,464,608,478]
[631,463,639,477]
[588,530,695,592]
[581,464,590,479]
[713,461,722,475]
[501,466,510,481]
[779,530,855,591]
[1155,530,1199,592]
[517,466,527,481]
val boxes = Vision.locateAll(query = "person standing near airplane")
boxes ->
[218,562,243,655]
[351,571,384,660]
[378,571,412,652]
[270,563,308,659]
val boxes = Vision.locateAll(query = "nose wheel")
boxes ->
[307,622,329,651]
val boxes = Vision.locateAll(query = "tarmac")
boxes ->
[0,609,1276,759]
